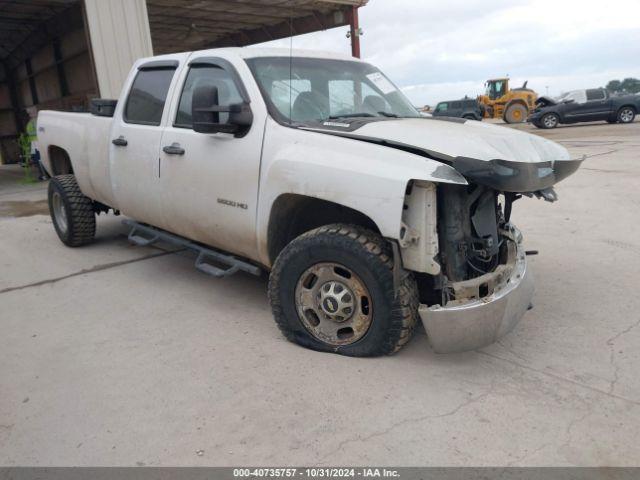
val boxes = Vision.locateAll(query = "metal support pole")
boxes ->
[349,6,360,58]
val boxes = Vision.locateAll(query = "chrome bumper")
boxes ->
[419,231,534,353]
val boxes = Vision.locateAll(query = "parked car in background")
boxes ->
[433,98,483,120]
[529,88,639,129]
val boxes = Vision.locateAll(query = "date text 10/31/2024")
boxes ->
[233,468,400,478]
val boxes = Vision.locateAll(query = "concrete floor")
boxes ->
[1,121,639,466]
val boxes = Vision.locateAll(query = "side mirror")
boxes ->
[192,84,253,137]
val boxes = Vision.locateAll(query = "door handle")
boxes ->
[162,143,185,155]
[112,136,128,147]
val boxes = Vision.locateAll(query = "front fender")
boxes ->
[255,119,467,266]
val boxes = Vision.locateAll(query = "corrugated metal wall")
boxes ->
[13,28,95,110]
[0,3,97,164]
[84,0,154,99]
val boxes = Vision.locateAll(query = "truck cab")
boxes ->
[485,78,508,100]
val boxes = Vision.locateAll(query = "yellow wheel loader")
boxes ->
[478,78,537,123]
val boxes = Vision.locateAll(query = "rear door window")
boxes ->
[563,90,587,104]
[124,67,176,125]
[586,89,606,101]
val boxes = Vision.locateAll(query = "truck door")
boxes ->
[573,89,611,121]
[157,56,263,260]
[109,57,184,229]
[559,90,586,122]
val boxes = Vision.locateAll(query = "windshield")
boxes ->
[246,56,420,124]
[556,90,586,103]
[485,80,505,100]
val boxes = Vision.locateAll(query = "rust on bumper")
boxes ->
[418,230,534,353]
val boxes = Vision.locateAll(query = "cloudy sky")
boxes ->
[251,0,640,106]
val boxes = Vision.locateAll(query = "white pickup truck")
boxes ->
[37,48,583,356]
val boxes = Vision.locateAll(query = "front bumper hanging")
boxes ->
[418,226,534,353]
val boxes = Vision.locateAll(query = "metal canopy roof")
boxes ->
[0,0,78,62]
[0,0,367,66]
[147,0,368,54]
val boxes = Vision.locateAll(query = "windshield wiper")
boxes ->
[327,113,375,120]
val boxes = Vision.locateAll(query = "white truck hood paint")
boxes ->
[338,118,572,163]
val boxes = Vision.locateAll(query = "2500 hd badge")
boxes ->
[218,198,249,210]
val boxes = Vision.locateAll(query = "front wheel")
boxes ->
[540,112,560,129]
[617,107,636,124]
[268,224,418,357]
[48,175,96,247]
[504,103,528,124]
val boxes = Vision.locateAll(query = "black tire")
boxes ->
[48,174,96,247]
[539,112,559,129]
[268,224,419,357]
[504,103,528,124]
[617,106,636,124]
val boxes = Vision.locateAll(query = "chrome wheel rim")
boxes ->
[543,114,558,128]
[52,191,68,234]
[620,109,633,122]
[295,262,373,346]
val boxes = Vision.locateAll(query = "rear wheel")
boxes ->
[540,112,560,129]
[268,224,418,357]
[504,103,528,124]
[48,175,96,247]
[617,107,636,124]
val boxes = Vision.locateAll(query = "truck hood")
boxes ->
[535,95,558,107]
[305,117,583,193]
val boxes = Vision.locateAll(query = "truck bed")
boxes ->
[38,111,116,209]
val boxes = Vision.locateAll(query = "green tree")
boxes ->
[620,77,640,94]
[606,78,640,94]
[606,79,622,93]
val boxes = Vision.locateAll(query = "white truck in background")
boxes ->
[37,48,583,356]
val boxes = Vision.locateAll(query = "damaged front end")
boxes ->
[306,115,584,352]
[534,95,558,108]
[407,151,584,353]
[417,183,534,353]
[401,153,584,353]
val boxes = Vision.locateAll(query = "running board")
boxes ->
[122,219,261,278]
